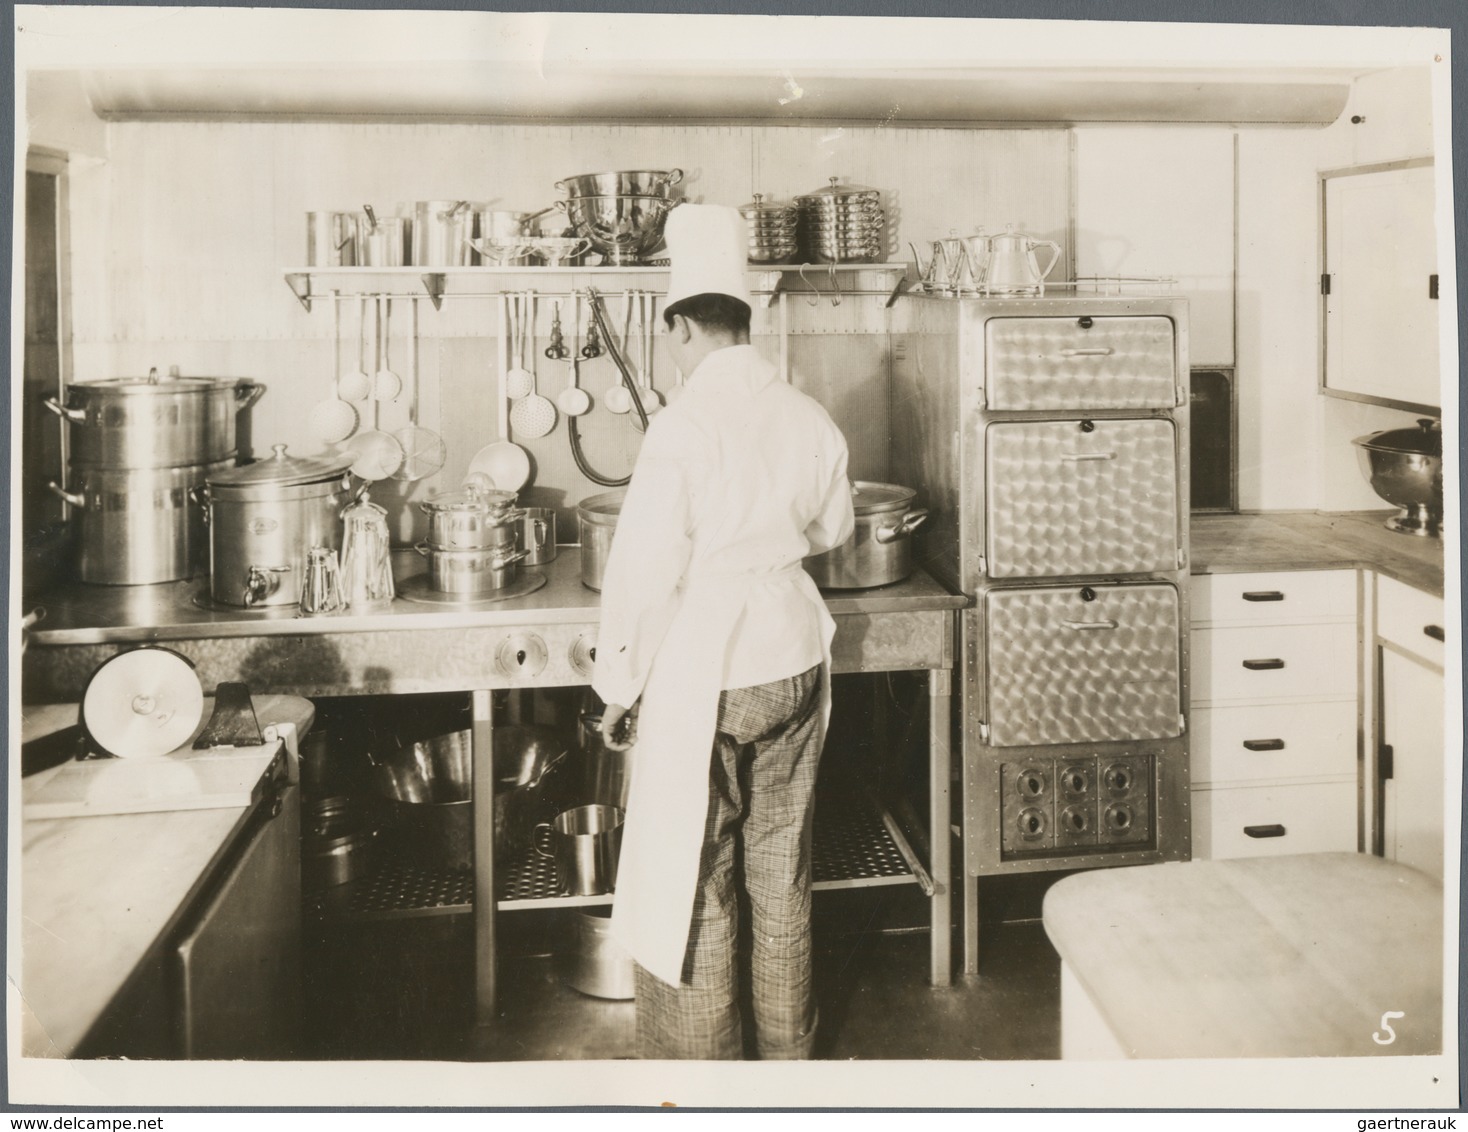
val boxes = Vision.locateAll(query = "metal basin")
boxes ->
[1352,418,1443,537]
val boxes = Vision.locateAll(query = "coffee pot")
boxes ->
[340,491,395,608]
[910,233,981,295]
[983,226,1062,296]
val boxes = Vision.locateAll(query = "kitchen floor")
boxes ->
[300,876,1065,1063]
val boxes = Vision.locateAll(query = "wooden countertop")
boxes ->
[1042,852,1443,1059]
[1190,510,1446,596]
[19,695,315,1058]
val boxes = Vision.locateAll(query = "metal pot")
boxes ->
[303,795,378,888]
[1353,418,1443,536]
[563,906,635,1000]
[412,200,474,267]
[203,444,355,607]
[578,710,632,810]
[44,374,263,469]
[803,481,928,590]
[414,542,527,595]
[576,490,625,591]
[555,168,684,199]
[419,487,521,550]
[48,458,235,585]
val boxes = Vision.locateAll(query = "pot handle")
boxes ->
[47,481,87,509]
[413,539,432,558]
[661,168,685,188]
[234,381,266,411]
[533,821,556,858]
[527,745,570,790]
[875,508,929,544]
[494,549,529,568]
[42,397,86,423]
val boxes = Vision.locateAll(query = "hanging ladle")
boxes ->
[506,292,535,400]
[556,295,591,417]
[374,294,403,401]
[338,293,374,402]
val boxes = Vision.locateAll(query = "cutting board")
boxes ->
[21,694,314,820]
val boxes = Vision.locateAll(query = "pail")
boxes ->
[535,804,624,896]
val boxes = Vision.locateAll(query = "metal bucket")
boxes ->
[563,906,635,1000]
[578,710,632,810]
[306,211,358,267]
[576,490,625,591]
[412,200,473,267]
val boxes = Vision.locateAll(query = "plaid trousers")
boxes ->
[634,663,825,1060]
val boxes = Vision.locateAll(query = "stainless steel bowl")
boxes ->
[556,168,684,199]
[1352,418,1443,537]
[562,195,679,266]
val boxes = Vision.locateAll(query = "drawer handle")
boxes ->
[1243,824,1287,839]
[1062,619,1119,631]
[1058,347,1115,357]
[1060,452,1116,463]
[1242,739,1285,752]
[1242,658,1285,670]
[1424,624,1445,643]
[1241,591,1285,602]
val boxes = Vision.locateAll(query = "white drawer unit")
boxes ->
[1192,569,1358,626]
[1376,573,1445,669]
[1191,701,1356,785]
[1192,780,1358,860]
[1190,621,1358,704]
[1189,568,1360,860]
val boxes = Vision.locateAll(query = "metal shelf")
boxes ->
[283,263,908,311]
[306,790,927,923]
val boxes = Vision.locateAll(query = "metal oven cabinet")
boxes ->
[891,295,1192,933]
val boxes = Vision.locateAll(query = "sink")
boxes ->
[1352,418,1443,537]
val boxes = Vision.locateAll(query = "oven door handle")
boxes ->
[1060,452,1116,463]
[1062,618,1119,631]
[1058,347,1115,357]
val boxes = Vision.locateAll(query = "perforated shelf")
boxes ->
[307,796,922,923]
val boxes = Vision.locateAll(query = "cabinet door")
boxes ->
[172,780,302,1058]
[1380,648,1444,880]
[1323,161,1440,412]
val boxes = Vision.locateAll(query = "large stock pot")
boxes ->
[803,481,928,590]
[45,373,263,468]
[576,491,625,591]
[202,444,355,608]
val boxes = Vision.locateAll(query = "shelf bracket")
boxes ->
[284,272,313,313]
[884,269,911,308]
[420,273,447,311]
[754,270,783,309]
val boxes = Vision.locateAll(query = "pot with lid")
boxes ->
[44,372,263,469]
[1352,417,1443,537]
[803,481,928,590]
[794,177,886,264]
[202,444,355,607]
[419,485,522,550]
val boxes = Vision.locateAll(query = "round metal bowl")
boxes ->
[1352,418,1443,537]
[562,195,679,266]
[556,168,683,199]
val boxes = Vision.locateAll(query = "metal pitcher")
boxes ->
[910,235,977,295]
[983,226,1062,296]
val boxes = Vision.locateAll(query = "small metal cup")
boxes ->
[517,507,557,565]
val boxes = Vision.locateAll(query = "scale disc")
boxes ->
[81,648,205,758]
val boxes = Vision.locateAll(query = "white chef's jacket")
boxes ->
[592,343,855,706]
[591,343,855,984]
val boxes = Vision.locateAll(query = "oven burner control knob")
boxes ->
[1104,803,1134,832]
[1015,767,1048,799]
[568,633,598,677]
[1103,763,1134,795]
[1060,766,1091,796]
[495,633,548,678]
[1017,807,1048,840]
[1060,805,1091,833]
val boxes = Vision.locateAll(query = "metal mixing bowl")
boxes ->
[562,195,679,266]
[1352,418,1443,537]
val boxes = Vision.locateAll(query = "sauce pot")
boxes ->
[803,481,928,590]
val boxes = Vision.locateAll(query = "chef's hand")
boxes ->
[601,702,639,751]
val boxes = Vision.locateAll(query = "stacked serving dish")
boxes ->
[45,372,263,584]
[795,177,886,264]
[415,485,527,595]
[554,168,684,266]
[739,194,799,264]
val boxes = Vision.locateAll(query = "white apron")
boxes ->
[610,563,836,986]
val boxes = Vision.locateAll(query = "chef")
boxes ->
[592,203,855,1060]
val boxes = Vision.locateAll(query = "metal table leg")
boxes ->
[928,667,953,986]
[472,689,497,1025]
[964,873,980,976]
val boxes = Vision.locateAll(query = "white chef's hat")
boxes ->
[663,204,751,311]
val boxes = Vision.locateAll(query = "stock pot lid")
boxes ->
[795,177,882,202]
[74,375,241,397]
[207,443,353,487]
[850,481,916,515]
